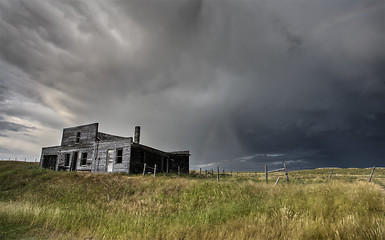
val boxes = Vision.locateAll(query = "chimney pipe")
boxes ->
[134,126,140,144]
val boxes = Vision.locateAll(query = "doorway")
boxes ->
[70,152,78,171]
[107,149,115,172]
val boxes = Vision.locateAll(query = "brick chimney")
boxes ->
[134,126,140,144]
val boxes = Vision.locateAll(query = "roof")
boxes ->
[131,143,168,156]
[168,151,190,156]
[97,132,130,141]
[132,143,189,156]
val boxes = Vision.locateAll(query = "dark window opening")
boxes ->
[65,154,70,166]
[76,132,80,143]
[42,155,57,170]
[116,149,123,164]
[81,152,87,165]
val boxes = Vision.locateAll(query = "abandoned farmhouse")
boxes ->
[40,123,189,174]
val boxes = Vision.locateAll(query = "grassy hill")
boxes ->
[1,161,384,239]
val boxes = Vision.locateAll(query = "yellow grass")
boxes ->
[0,162,384,239]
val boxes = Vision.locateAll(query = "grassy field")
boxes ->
[0,162,384,239]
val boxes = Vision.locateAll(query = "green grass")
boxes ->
[1,162,384,239]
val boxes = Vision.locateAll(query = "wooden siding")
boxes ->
[92,138,131,174]
[61,123,98,146]
[40,146,61,171]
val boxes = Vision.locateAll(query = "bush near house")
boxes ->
[0,161,384,240]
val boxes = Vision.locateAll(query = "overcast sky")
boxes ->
[0,0,384,170]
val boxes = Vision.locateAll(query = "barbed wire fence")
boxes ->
[0,159,382,183]
[192,163,381,184]
[0,157,39,162]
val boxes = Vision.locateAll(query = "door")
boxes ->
[70,152,78,171]
[107,149,115,172]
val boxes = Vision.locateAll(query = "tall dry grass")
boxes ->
[1,162,384,239]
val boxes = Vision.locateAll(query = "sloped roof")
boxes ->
[97,132,130,141]
[131,143,189,156]
[168,151,190,156]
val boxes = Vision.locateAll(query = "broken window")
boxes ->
[81,152,87,165]
[65,154,70,166]
[76,132,80,143]
[116,149,123,163]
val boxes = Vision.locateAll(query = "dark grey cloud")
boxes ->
[0,119,35,134]
[0,80,8,102]
[0,0,384,168]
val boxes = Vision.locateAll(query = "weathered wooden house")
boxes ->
[40,123,189,174]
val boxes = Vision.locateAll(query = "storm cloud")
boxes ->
[0,0,384,169]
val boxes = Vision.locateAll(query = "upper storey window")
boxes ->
[76,132,80,143]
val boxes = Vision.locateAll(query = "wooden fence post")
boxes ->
[223,169,225,176]
[217,166,219,182]
[275,177,281,185]
[178,166,181,177]
[231,171,232,177]
[154,164,157,178]
[329,168,333,180]
[284,163,289,183]
[205,169,207,176]
[212,169,214,177]
[143,163,146,177]
[369,166,375,182]
[237,171,238,177]
[199,168,202,178]
[265,165,268,183]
